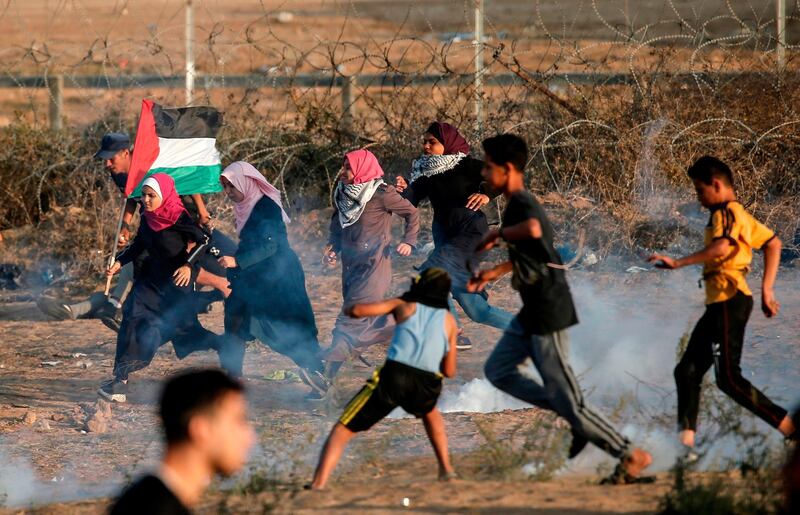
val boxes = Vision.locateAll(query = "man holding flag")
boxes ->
[37,105,235,329]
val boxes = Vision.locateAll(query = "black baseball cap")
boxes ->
[94,133,131,159]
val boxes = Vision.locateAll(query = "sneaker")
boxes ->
[304,390,326,402]
[36,296,74,320]
[456,335,473,350]
[98,379,128,403]
[95,301,122,333]
[298,368,330,396]
[679,446,700,465]
[601,449,655,485]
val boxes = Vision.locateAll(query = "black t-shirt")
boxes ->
[502,190,578,335]
[109,475,191,515]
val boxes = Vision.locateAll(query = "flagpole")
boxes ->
[105,197,128,296]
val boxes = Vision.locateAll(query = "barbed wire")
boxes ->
[1,0,800,257]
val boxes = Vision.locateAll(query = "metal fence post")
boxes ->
[474,0,485,134]
[341,74,356,130]
[48,74,63,130]
[777,0,786,70]
[185,0,195,105]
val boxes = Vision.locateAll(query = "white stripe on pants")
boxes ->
[484,319,631,458]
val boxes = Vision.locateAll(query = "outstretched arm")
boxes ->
[345,298,405,318]
[466,261,513,293]
[475,219,542,252]
[648,238,730,270]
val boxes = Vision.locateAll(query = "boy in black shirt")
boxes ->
[109,370,254,514]
[468,134,652,483]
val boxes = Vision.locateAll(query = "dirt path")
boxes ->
[1,230,798,512]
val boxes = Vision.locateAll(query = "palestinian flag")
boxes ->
[125,99,223,197]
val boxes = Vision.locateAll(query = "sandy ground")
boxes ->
[0,204,798,513]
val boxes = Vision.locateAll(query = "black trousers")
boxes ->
[674,291,787,431]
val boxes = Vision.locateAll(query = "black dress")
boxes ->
[114,212,220,381]
[220,196,323,375]
[402,156,496,290]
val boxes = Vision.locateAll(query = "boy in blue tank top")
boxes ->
[309,268,458,490]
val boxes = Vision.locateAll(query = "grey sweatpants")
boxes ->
[484,318,632,458]
[69,262,134,318]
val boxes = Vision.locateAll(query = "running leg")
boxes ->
[422,408,455,478]
[310,423,356,490]
[453,290,513,330]
[712,295,788,430]
[531,331,632,459]
[674,310,715,435]
[484,322,555,411]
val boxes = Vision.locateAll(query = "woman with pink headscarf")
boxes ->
[100,173,225,403]
[217,162,327,397]
[322,149,420,380]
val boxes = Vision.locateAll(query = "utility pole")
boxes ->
[777,0,786,69]
[474,0,484,134]
[185,0,195,105]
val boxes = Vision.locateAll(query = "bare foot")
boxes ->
[622,448,653,477]
[679,429,695,448]
[778,415,796,438]
[438,470,459,482]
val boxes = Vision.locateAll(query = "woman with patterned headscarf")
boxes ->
[395,122,513,349]
[217,161,328,398]
[322,149,420,381]
[101,174,224,403]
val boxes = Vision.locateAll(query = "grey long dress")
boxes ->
[326,184,419,361]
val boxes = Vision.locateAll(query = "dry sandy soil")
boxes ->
[0,203,798,513]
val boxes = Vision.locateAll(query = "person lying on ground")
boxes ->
[109,369,254,515]
[100,174,231,403]
[309,268,458,489]
[648,156,797,460]
[395,121,512,350]
[322,149,419,382]
[469,133,653,484]
[37,132,234,330]
[215,162,328,396]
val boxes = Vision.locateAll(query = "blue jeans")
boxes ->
[449,290,513,330]
[484,319,631,458]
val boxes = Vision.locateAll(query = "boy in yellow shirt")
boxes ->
[649,156,796,455]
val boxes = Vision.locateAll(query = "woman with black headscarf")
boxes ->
[396,122,513,348]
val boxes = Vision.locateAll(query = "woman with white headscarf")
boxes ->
[101,173,224,403]
[217,161,327,397]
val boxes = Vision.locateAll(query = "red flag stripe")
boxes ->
[125,99,161,196]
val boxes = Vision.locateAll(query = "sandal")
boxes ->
[600,463,656,485]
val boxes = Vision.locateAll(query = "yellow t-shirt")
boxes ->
[703,201,774,304]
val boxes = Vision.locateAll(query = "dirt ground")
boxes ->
[0,203,798,513]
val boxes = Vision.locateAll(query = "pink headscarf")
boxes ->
[141,173,188,232]
[345,149,384,185]
[221,161,290,234]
